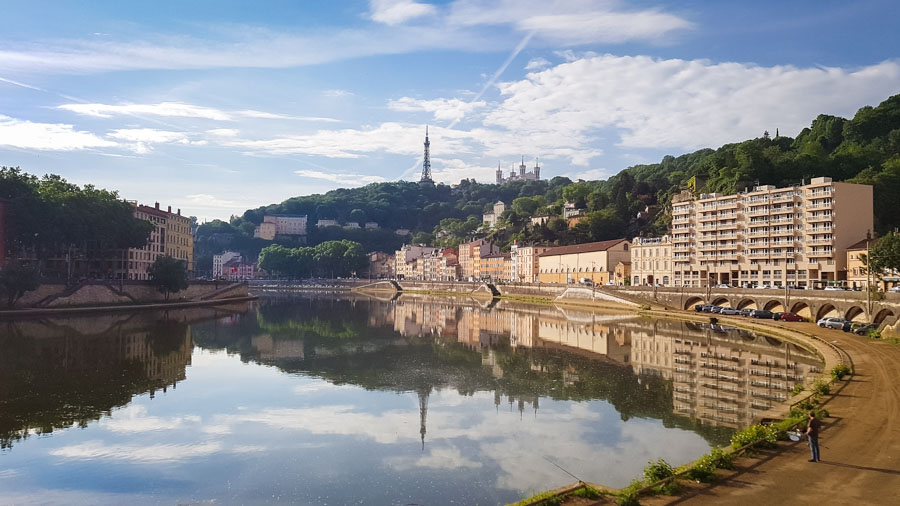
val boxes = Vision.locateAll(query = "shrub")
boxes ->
[643,458,675,483]
[868,328,882,339]
[792,383,805,395]
[731,424,780,449]
[639,304,651,310]
[812,379,830,396]
[616,480,643,506]
[830,364,851,380]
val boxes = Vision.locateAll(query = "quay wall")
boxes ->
[14,281,249,308]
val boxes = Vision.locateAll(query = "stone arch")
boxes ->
[845,306,866,322]
[790,301,812,319]
[711,297,730,307]
[684,296,705,311]
[816,303,840,321]
[873,308,895,325]
[764,299,785,312]
[736,298,757,310]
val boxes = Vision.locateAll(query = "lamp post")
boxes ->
[866,230,872,321]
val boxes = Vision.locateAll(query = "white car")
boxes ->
[823,286,845,291]
[755,284,772,289]
[715,284,731,289]
[889,286,900,293]
[719,307,741,315]
[817,317,847,329]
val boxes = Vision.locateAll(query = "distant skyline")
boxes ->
[1,0,899,221]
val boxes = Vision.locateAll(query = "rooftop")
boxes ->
[539,239,628,257]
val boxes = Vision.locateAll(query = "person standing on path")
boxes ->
[806,411,822,462]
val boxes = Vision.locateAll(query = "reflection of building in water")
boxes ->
[252,334,305,360]
[626,319,822,428]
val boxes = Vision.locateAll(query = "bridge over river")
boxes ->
[606,286,900,325]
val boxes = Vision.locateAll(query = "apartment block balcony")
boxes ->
[717,222,739,230]
[748,251,771,258]
[806,189,834,198]
[771,193,798,203]
[747,229,770,236]
[672,207,694,216]
[698,214,718,222]
[770,228,795,237]
[807,201,834,210]
[698,224,716,231]
[807,237,834,245]
[672,216,693,224]
[746,207,770,216]
[805,213,834,223]
[718,200,739,209]
[770,216,798,224]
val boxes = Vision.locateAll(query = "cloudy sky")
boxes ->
[1,0,898,220]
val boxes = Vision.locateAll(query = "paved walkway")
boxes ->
[642,320,900,505]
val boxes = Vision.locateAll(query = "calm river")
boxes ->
[0,292,823,505]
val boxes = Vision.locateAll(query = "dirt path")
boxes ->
[642,320,900,505]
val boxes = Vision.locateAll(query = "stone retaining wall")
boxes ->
[12,281,249,308]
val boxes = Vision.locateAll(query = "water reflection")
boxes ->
[0,294,823,504]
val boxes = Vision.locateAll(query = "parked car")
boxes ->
[823,286,845,291]
[787,284,806,290]
[842,321,869,333]
[750,310,774,319]
[890,286,900,293]
[740,308,754,317]
[779,312,806,322]
[579,277,594,286]
[714,284,731,289]
[708,306,723,313]
[694,304,706,312]
[720,307,741,315]
[755,284,772,289]
[817,317,848,329]
[854,324,878,335]
[771,312,785,320]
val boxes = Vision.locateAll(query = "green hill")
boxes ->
[198,93,900,269]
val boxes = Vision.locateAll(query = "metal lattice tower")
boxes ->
[418,388,429,450]
[420,126,433,184]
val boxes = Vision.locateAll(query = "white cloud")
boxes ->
[99,405,186,433]
[186,194,243,209]
[107,128,190,143]
[385,446,483,471]
[388,97,487,122]
[0,114,116,150]
[370,0,438,25]
[228,123,473,159]
[236,110,341,122]
[430,158,496,184]
[0,3,689,75]
[323,89,354,98]
[565,168,610,181]
[59,102,233,120]
[50,440,223,463]
[525,57,551,70]
[295,169,387,186]
[447,0,692,44]
[207,128,240,137]
[486,55,900,151]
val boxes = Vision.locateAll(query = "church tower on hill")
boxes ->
[496,157,541,184]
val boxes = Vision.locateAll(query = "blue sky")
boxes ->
[1,0,898,221]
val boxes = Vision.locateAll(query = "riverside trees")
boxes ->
[258,240,367,279]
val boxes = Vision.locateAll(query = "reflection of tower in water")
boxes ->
[417,387,429,451]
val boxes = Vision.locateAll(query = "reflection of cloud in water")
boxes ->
[50,440,224,463]
[99,405,189,433]
[386,446,483,471]
[292,382,353,395]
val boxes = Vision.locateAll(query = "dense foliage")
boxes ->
[147,256,189,300]
[257,240,367,278]
[0,263,40,307]
[0,167,154,274]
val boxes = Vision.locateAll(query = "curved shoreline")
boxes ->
[0,295,258,319]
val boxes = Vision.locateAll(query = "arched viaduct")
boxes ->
[613,286,900,325]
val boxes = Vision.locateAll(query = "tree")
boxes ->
[0,263,40,308]
[147,256,189,300]
[867,233,900,278]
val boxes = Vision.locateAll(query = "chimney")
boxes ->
[168,205,172,213]
[177,208,181,216]
[155,202,160,210]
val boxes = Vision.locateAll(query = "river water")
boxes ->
[0,292,823,505]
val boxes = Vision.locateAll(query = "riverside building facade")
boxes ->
[630,235,674,286]
[670,177,872,288]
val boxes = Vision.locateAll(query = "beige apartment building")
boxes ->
[510,243,552,283]
[254,215,307,240]
[164,207,194,275]
[846,238,900,290]
[671,177,873,288]
[631,235,674,286]
[537,239,631,284]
